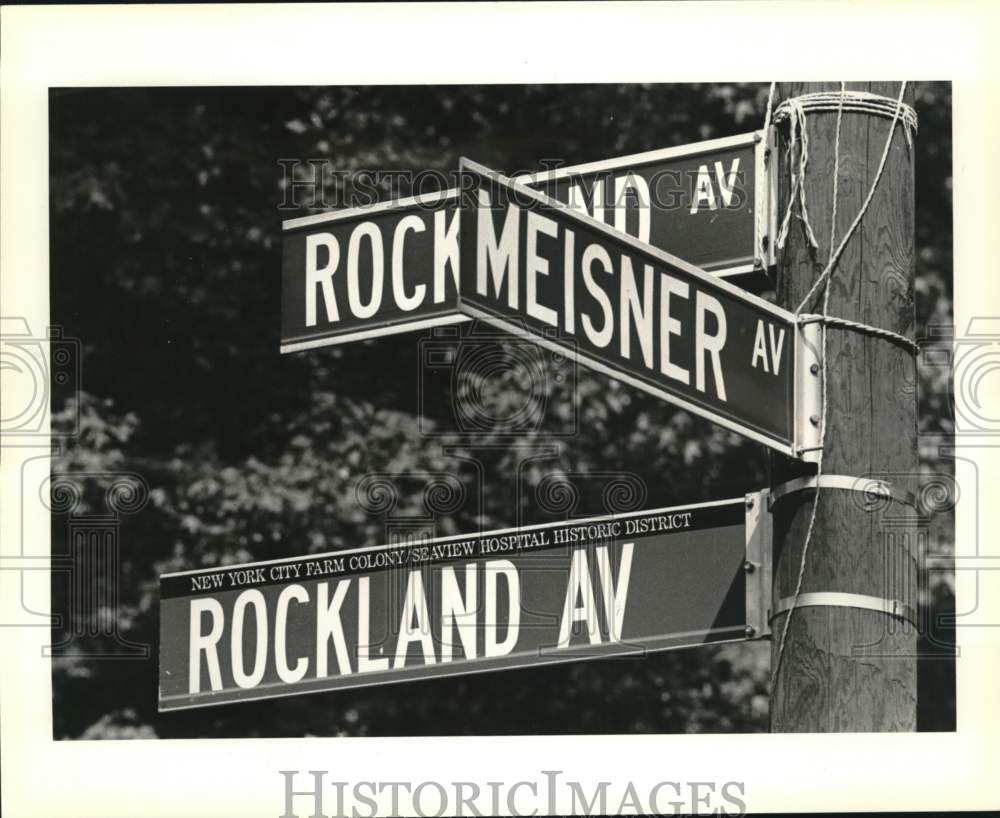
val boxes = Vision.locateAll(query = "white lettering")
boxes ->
[568,179,604,222]
[275,584,309,684]
[316,580,352,677]
[394,571,436,668]
[484,560,520,657]
[751,320,769,373]
[357,576,390,672]
[525,211,559,327]
[563,231,576,334]
[620,258,654,367]
[476,191,519,309]
[614,174,651,242]
[391,215,426,311]
[346,222,384,319]
[557,549,601,647]
[440,564,477,662]
[188,598,224,694]
[769,324,786,375]
[690,165,717,214]
[659,274,691,385]
[596,544,634,642]
[715,158,740,207]
[695,291,728,400]
[231,589,268,689]
[581,244,614,349]
[433,208,460,304]
[305,233,339,326]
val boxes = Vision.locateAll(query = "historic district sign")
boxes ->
[280,131,775,352]
[159,495,770,711]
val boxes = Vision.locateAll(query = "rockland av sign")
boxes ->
[158,497,770,711]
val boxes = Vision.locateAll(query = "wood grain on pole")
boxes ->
[770,82,919,732]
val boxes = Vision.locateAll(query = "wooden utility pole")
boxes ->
[770,82,919,731]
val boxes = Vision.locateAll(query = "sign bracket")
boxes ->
[768,474,917,511]
[769,592,917,629]
[754,125,780,274]
[744,488,772,639]
[794,318,823,463]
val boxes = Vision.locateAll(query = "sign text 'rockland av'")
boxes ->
[158,498,769,711]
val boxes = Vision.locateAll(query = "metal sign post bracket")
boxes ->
[744,488,773,639]
[794,318,823,463]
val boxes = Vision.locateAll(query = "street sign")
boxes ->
[281,189,464,352]
[457,158,820,458]
[516,130,776,280]
[158,494,770,711]
[281,132,777,354]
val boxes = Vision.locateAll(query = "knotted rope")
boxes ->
[772,87,918,256]
[767,82,917,694]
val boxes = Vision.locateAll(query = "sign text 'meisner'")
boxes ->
[158,501,749,710]
[457,158,803,456]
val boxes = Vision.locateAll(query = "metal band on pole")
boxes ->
[768,474,916,511]
[769,591,917,628]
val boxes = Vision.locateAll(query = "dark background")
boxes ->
[48,83,955,739]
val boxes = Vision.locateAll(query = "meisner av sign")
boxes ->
[457,158,817,458]
[280,132,775,353]
[158,497,770,711]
